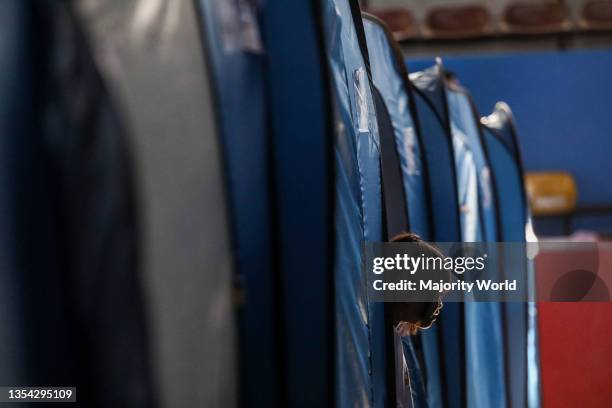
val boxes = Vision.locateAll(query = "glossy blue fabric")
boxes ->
[446,83,507,408]
[482,103,541,408]
[409,66,461,243]
[411,64,509,408]
[259,1,334,405]
[446,90,497,242]
[481,104,525,242]
[410,65,462,408]
[323,1,386,406]
[403,338,429,408]
[482,106,526,408]
[363,16,432,408]
[363,17,429,240]
[197,2,277,405]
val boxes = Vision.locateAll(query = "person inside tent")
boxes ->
[389,232,447,408]
[391,232,445,335]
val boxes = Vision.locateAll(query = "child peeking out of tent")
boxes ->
[390,232,446,336]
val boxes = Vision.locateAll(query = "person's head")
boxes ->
[389,232,446,336]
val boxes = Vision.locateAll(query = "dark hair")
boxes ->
[389,232,446,336]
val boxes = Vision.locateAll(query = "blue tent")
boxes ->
[260,1,335,406]
[197,1,278,405]
[2,0,546,406]
[410,63,465,408]
[322,0,387,405]
[362,13,433,408]
[445,73,507,408]
[198,1,334,406]
[411,61,508,408]
[481,103,541,408]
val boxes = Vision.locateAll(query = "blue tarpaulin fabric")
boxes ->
[482,103,541,408]
[322,1,386,406]
[362,16,429,240]
[197,1,277,405]
[446,79,507,408]
[446,90,497,242]
[411,63,508,408]
[482,104,527,408]
[410,64,463,408]
[481,103,526,242]
[362,15,432,408]
[260,0,334,405]
[403,337,429,408]
[409,66,461,243]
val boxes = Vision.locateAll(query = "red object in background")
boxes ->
[538,303,612,408]
[537,245,612,408]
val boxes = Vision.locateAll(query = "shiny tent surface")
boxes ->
[322,0,386,405]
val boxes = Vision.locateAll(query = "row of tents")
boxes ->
[0,0,539,407]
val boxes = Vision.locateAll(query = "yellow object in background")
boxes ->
[525,171,578,216]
